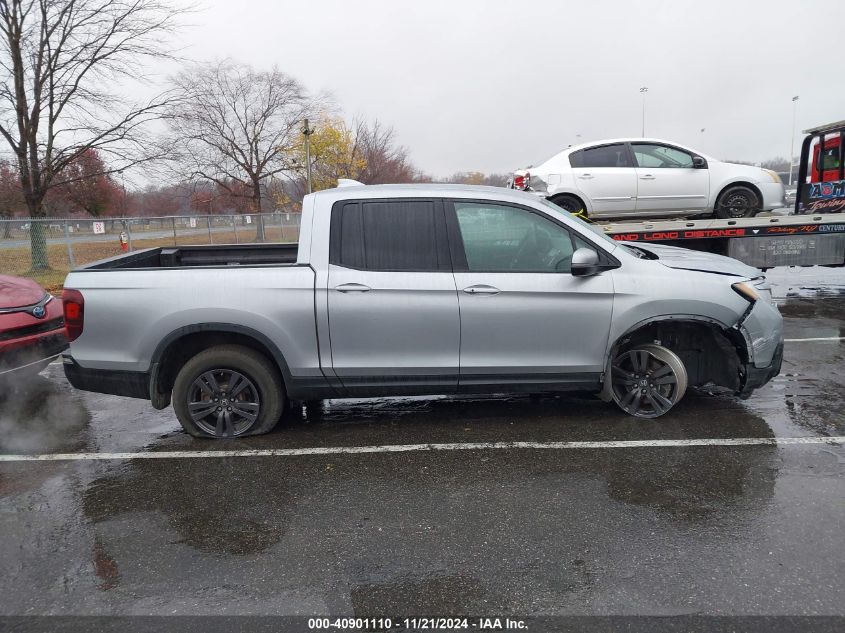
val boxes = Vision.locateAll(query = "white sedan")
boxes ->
[509,138,785,219]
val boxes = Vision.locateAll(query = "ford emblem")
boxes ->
[32,305,46,319]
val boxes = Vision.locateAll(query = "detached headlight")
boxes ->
[732,282,759,303]
[763,169,782,184]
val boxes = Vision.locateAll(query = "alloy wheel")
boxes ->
[187,369,261,437]
[611,346,686,418]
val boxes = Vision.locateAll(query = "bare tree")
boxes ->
[355,118,421,184]
[761,157,790,173]
[441,171,509,187]
[0,0,182,270]
[168,61,313,240]
[0,158,23,237]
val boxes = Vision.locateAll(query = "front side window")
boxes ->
[330,200,447,271]
[536,197,619,249]
[570,144,631,168]
[632,143,694,168]
[454,202,577,273]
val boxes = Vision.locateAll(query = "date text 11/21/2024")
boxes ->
[306,617,528,630]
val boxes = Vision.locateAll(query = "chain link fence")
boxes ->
[0,212,302,292]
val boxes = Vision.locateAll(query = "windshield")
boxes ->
[536,197,620,249]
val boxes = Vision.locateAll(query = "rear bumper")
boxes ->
[0,330,68,377]
[62,354,150,399]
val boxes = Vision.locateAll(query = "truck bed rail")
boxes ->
[81,243,300,270]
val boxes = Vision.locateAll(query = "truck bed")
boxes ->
[81,243,300,270]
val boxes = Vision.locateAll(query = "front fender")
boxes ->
[597,313,747,402]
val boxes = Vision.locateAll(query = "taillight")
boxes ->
[62,289,84,342]
[513,172,530,190]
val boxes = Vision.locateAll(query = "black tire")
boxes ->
[550,194,588,218]
[714,185,760,219]
[172,345,285,438]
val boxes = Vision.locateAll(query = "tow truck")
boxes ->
[592,122,845,269]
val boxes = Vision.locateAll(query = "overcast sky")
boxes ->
[167,0,839,176]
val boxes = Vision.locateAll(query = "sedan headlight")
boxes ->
[762,169,782,184]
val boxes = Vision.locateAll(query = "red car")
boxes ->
[0,275,68,379]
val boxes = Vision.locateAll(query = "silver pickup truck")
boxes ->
[61,183,783,438]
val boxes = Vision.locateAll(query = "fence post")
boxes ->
[171,217,177,245]
[232,214,239,243]
[124,219,133,251]
[258,213,265,243]
[63,220,76,269]
[207,215,213,244]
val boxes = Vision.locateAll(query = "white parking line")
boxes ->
[784,336,845,343]
[0,436,842,463]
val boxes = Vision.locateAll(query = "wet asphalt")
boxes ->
[0,268,843,622]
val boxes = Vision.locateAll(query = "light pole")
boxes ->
[302,118,314,194]
[789,95,799,186]
[639,87,648,137]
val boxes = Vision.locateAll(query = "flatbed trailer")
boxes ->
[594,121,845,269]
[597,212,845,268]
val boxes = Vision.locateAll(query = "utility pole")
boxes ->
[302,118,314,194]
[789,95,799,186]
[639,87,648,137]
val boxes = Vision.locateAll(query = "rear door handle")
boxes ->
[640,174,656,180]
[578,173,594,179]
[334,283,371,293]
[463,285,500,295]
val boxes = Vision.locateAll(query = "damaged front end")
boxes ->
[730,279,785,398]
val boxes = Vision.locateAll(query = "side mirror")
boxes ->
[571,247,601,276]
[692,156,707,169]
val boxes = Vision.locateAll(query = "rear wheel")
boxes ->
[715,185,760,219]
[550,194,588,219]
[610,344,687,418]
[172,345,285,438]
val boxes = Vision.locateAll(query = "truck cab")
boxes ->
[797,120,845,214]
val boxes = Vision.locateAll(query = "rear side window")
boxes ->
[330,199,449,271]
[570,144,631,168]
